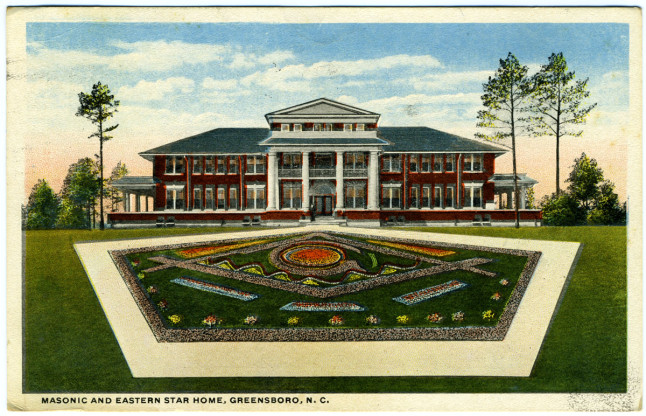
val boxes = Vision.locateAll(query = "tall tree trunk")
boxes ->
[99,119,105,230]
[556,88,562,196]
[510,84,520,228]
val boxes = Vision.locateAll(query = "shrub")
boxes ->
[426,313,443,323]
[243,315,259,326]
[329,315,345,326]
[482,310,495,321]
[396,315,411,324]
[287,316,301,326]
[365,315,381,325]
[452,311,465,322]
[491,292,501,301]
[168,314,182,325]
[203,315,223,327]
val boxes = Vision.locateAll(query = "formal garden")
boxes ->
[23,226,627,393]
[113,232,537,341]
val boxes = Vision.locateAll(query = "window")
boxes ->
[313,124,322,131]
[246,156,265,174]
[293,124,302,132]
[283,153,302,169]
[192,157,203,175]
[446,154,455,172]
[422,185,431,208]
[282,182,302,209]
[344,123,353,131]
[409,155,419,173]
[356,124,365,131]
[165,186,185,210]
[433,155,443,172]
[229,157,239,174]
[217,186,226,209]
[409,186,419,208]
[324,124,332,131]
[165,156,185,174]
[345,152,367,169]
[465,154,484,172]
[217,156,226,174]
[446,186,455,208]
[193,186,202,210]
[381,185,401,209]
[464,184,483,208]
[345,182,366,208]
[434,186,443,208]
[382,155,401,173]
[205,156,215,174]
[246,185,266,210]
[281,124,290,132]
[205,186,215,210]
[421,155,431,172]
[229,186,238,210]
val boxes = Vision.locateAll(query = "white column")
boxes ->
[135,194,141,212]
[520,187,527,209]
[145,196,149,212]
[124,192,130,212]
[335,151,344,209]
[302,152,310,210]
[368,151,379,210]
[267,152,277,210]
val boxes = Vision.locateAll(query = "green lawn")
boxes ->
[23,226,627,393]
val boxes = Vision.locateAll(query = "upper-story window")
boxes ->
[229,157,239,174]
[205,156,215,174]
[464,154,483,172]
[409,155,419,173]
[282,153,302,169]
[356,124,365,131]
[421,154,431,172]
[281,124,290,132]
[446,154,455,172]
[165,156,185,174]
[246,155,266,174]
[433,154,443,172]
[192,157,203,175]
[313,124,322,131]
[293,124,302,132]
[345,152,367,169]
[382,154,402,173]
[217,156,226,174]
[344,124,353,131]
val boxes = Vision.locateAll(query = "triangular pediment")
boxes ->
[266,98,378,117]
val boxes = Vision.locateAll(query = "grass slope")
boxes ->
[23,226,626,393]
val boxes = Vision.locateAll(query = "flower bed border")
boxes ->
[171,276,259,301]
[109,231,540,342]
[393,280,469,305]
[279,301,366,312]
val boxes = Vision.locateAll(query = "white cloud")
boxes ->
[360,92,481,112]
[336,95,359,105]
[412,70,494,91]
[241,54,442,91]
[108,40,229,71]
[228,50,296,70]
[202,77,238,90]
[117,77,195,102]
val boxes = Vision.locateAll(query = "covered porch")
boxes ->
[489,173,538,210]
[111,176,159,213]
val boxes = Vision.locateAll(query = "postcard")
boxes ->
[6,6,641,412]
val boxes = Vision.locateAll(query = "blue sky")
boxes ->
[23,22,629,199]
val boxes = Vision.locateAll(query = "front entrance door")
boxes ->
[314,195,333,216]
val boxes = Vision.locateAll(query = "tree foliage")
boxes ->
[58,158,100,229]
[25,179,59,229]
[541,153,625,225]
[76,81,119,230]
[106,161,129,212]
[526,53,597,194]
[476,52,531,227]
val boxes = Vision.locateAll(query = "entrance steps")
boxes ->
[300,216,347,227]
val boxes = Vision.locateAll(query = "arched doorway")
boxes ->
[310,181,336,216]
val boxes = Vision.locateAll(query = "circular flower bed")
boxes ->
[280,244,345,268]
